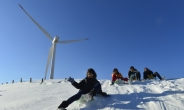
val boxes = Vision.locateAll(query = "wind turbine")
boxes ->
[19,4,89,80]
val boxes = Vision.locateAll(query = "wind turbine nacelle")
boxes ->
[53,36,59,43]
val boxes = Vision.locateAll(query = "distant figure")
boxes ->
[143,67,163,80]
[128,66,141,81]
[57,68,110,110]
[111,68,128,85]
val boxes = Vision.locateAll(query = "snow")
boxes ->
[0,78,184,110]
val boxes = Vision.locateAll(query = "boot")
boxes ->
[58,101,69,109]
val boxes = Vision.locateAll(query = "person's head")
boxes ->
[144,67,148,71]
[113,68,119,74]
[86,68,97,79]
[130,66,134,72]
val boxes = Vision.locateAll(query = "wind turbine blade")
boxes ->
[58,38,89,44]
[44,44,54,80]
[19,4,53,41]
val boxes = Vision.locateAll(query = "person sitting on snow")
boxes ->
[143,67,163,80]
[111,68,128,85]
[57,68,109,110]
[128,66,141,81]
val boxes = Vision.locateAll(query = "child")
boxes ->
[143,67,163,80]
[111,68,128,85]
[57,68,109,110]
[128,66,141,81]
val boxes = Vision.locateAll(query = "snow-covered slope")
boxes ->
[0,78,184,110]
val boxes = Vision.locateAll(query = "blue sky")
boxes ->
[0,0,184,83]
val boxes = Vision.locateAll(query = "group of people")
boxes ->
[57,67,164,110]
[111,66,164,85]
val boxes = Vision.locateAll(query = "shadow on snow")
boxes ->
[80,90,184,110]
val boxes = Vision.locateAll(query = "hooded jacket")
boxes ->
[111,72,123,82]
[71,69,100,92]
[128,68,139,78]
[143,69,154,79]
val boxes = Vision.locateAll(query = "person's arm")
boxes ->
[120,73,124,78]
[143,71,146,79]
[93,80,100,89]
[119,73,124,80]
[128,71,131,78]
[72,79,85,89]
[112,73,116,82]
[133,69,139,73]
[111,74,116,85]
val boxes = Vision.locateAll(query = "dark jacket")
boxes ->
[143,69,153,79]
[128,69,139,78]
[72,77,100,92]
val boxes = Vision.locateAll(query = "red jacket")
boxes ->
[112,73,123,82]
[112,73,128,82]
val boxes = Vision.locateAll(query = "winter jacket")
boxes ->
[128,69,139,78]
[143,69,154,79]
[111,73,123,82]
[72,77,100,93]
[112,73,128,82]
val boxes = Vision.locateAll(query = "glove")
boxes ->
[67,77,75,83]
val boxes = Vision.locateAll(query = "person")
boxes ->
[143,67,163,80]
[57,68,109,110]
[111,68,128,85]
[128,66,141,81]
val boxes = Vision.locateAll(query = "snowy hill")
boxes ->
[0,78,184,110]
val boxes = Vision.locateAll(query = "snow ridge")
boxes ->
[0,78,184,110]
